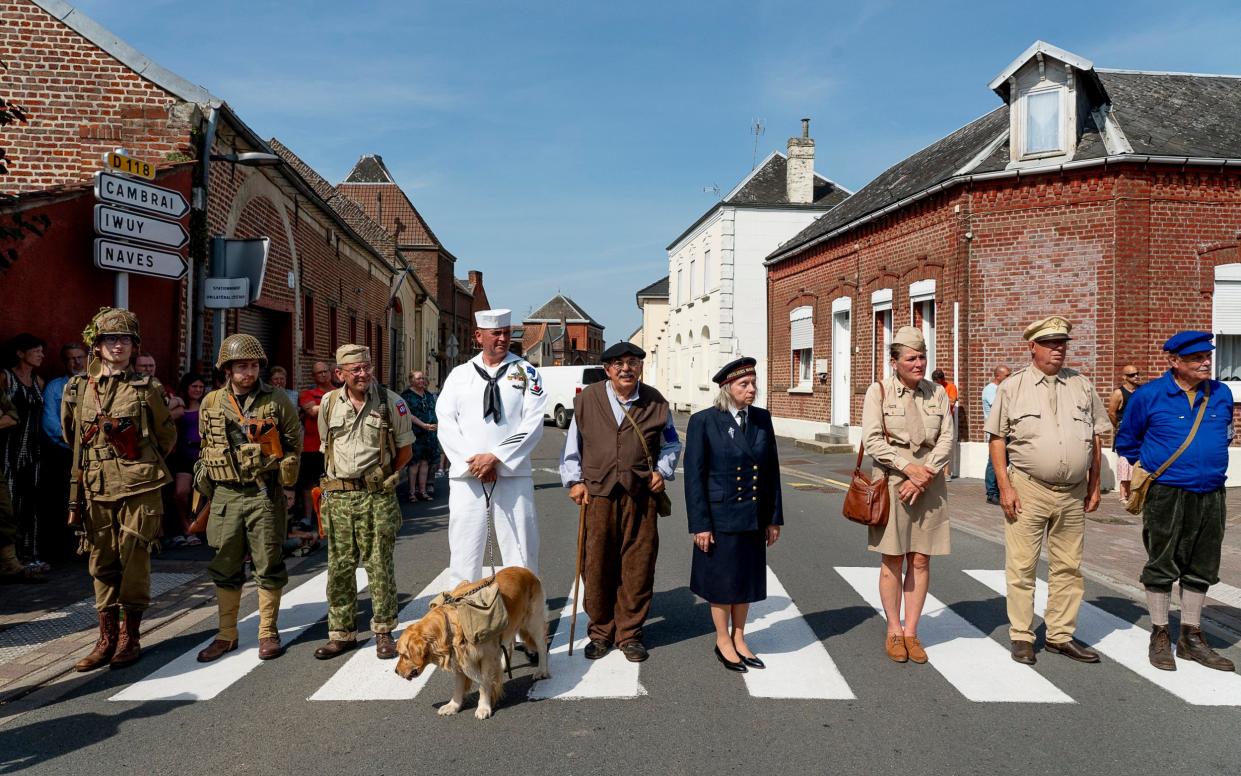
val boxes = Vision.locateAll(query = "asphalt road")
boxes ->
[3,427,1240,776]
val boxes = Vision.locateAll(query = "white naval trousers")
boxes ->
[447,476,539,585]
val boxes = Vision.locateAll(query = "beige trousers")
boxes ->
[1004,469,1086,645]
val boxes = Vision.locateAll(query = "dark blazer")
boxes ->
[684,405,784,535]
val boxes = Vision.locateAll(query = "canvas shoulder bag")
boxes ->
[1126,382,1210,515]
[842,381,891,527]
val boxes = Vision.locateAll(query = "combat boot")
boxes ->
[110,608,144,668]
[256,588,284,660]
[74,609,120,672]
[0,545,25,580]
[1176,625,1236,672]
[1148,625,1176,671]
[197,586,242,662]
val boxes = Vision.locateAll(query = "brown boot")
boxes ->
[110,608,144,668]
[198,586,243,662]
[1177,625,1236,672]
[1148,625,1176,671]
[74,609,120,672]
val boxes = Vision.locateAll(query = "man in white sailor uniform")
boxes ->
[436,309,548,586]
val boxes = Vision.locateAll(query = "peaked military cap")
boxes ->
[1023,316,1073,342]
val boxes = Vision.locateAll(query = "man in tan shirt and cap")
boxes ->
[985,316,1110,666]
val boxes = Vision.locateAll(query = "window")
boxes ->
[375,322,383,376]
[329,306,339,354]
[673,334,683,386]
[703,248,712,293]
[872,289,893,381]
[676,267,684,305]
[303,294,316,351]
[1214,264,1241,381]
[365,319,373,349]
[1023,88,1062,156]
[790,305,813,389]
[349,314,358,344]
[689,258,697,299]
[700,326,711,386]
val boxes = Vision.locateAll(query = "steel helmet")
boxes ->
[82,307,140,346]
[216,333,268,369]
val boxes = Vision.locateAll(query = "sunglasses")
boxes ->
[1123,372,1139,378]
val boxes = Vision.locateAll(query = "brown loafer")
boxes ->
[885,634,908,663]
[375,633,397,660]
[1010,640,1036,665]
[197,638,239,663]
[313,639,356,660]
[904,636,928,664]
[620,641,648,662]
[257,636,284,661]
[1046,638,1100,663]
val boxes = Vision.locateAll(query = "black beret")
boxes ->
[713,356,758,386]
[601,342,646,362]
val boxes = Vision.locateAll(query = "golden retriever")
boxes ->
[394,567,549,719]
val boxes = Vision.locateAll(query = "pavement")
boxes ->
[1,420,1240,775]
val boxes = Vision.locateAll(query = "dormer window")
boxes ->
[990,41,1101,166]
[1023,87,1064,156]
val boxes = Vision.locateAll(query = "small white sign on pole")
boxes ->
[204,278,251,309]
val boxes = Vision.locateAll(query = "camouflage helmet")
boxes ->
[216,334,268,369]
[82,307,140,346]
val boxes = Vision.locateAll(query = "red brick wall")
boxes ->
[0,0,194,192]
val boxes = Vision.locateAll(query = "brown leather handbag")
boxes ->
[842,382,891,527]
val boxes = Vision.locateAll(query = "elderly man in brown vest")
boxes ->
[560,342,681,662]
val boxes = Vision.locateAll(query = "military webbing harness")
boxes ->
[320,385,397,488]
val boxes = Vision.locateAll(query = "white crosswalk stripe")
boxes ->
[309,567,456,701]
[1202,581,1241,610]
[739,566,854,699]
[110,569,365,702]
[965,569,1241,706]
[837,567,1073,703]
[528,577,645,700]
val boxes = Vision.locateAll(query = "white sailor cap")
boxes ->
[474,309,512,329]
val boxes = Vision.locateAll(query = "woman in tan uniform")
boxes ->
[861,326,954,664]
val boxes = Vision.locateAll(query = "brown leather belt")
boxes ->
[320,477,366,493]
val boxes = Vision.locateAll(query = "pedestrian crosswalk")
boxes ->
[98,565,1241,707]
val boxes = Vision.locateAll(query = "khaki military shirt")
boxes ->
[319,386,414,479]
[862,376,955,476]
[200,381,302,481]
[984,365,1110,485]
[61,360,176,501]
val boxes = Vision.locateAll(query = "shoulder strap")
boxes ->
[855,381,891,469]
[621,403,657,472]
[322,390,336,474]
[1148,382,1211,480]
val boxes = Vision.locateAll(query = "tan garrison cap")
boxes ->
[1023,316,1073,342]
[335,344,371,365]
[892,325,926,352]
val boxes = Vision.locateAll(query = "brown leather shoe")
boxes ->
[1010,640,1036,665]
[109,608,143,668]
[1046,638,1100,663]
[197,639,239,663]
[258,636,284,661]
[313,639,356,660]
[584,639,611,660]
[904,636,928,664]
[885,634,908,663]
[1177,625,1236,672]
[74,609,119,672]
[1148,625,1176,671]
[620,641,648,662]
[374,633,396,660]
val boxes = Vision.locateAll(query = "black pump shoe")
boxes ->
[714,645,747,673]
[737,653,765,669]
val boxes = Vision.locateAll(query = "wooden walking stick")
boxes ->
[569,497,587,656]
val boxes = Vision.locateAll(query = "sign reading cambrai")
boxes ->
[93,170,189,219]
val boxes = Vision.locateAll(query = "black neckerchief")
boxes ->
[473,360,510,423]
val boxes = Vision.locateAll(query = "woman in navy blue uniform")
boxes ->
[684,357,783,673]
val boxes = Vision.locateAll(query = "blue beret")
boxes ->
[1163,331,1214,355]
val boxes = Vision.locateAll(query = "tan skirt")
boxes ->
[867,445,951,556]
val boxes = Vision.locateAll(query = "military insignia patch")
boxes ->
[395,400,408,416]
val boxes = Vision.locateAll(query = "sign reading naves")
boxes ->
[94,205,189,249]
[93,171,189,219]
[93,238,188,280]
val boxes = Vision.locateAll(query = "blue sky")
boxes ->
[75,0,1241,342]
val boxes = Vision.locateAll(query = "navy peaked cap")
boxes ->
[1163,331,1214,355]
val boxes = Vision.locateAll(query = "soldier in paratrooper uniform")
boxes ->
[314,344,413,660]
[193,334,301,662]
[61,308,176,671]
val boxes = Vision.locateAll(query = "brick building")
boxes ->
[765,41,1241,481]
[337,155,487,386]
[520,294,605,366]
[0,0,436,390]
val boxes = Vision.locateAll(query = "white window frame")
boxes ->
[689,257,698,299]
[872,288,893,380]
[676,267,684,306]
[909,280,936,373]
[703,248,712,294]
[790,305,814,390]
[1017,84,1066,160]
[1214,263,1241,381]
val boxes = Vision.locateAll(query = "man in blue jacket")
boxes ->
[1116,331,1235,673]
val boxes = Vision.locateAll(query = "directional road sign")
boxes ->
[93,238,188,280]
[93,205,189,250]
[93,171,189,219]
[102,151,157,180]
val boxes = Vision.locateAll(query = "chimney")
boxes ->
[468,270,482,288]
[786,117,815,204]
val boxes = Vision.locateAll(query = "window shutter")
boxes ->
[790,306,813,350]
[1214,280,1241,334]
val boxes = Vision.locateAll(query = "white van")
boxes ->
[539,365,607,428]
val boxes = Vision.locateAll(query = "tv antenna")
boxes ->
[702,184,720,199]
[751,118,766,169]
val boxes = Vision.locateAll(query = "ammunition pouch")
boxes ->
[237,442,265,481]
[244,417,283,459]
[192,458,217,500]
[101,415,141,460]
[279,455,299,488]
[362,465,389,494]
[200,444,241,484]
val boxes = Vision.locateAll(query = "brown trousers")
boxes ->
[86,489,163,612]
[583,486,659,645]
